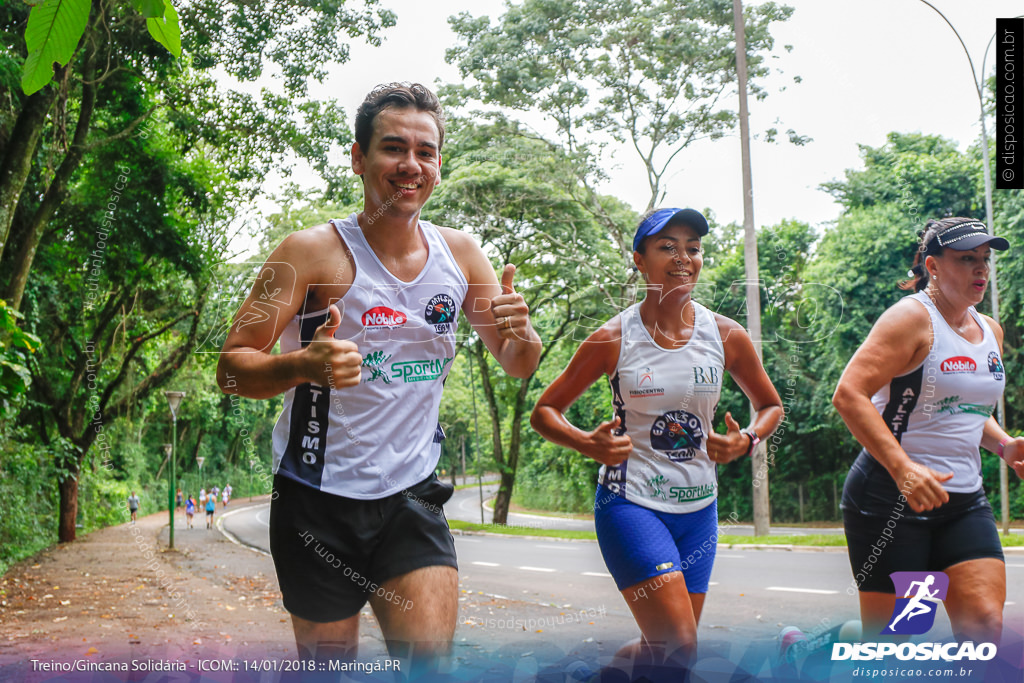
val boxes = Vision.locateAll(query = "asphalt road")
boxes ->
[220,502,1024,647]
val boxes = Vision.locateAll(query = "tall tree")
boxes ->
[445,0,797,254]
[429,117,631,523]
[0,0,395,309]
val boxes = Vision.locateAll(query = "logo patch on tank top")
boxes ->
[650,410,704,461]
[424,293,457,333]
[630,366,665,397]
[988,352,1004,381]
[362,306,407,329]
[939,356,976,374]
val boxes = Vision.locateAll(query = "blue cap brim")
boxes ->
[633,208,709,252]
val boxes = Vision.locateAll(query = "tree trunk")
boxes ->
[6,48,98,311]
[0,86,56,263]
[492,468,515,524]
[57,463,80,543]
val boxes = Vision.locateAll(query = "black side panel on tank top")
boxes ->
[280,311,331,487]
[880,366,924,444]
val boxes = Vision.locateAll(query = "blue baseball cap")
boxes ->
[632,208,709,252]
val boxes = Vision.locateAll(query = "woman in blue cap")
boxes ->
[833,217,1023,643]
[532,208,783,667]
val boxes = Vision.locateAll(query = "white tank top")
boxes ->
[271,214,468,498]
[598,301,725,513]
[869,291,1005,493]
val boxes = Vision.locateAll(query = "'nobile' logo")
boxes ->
[882,572,949,635]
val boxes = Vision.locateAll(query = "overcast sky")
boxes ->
[251,0,1020,237]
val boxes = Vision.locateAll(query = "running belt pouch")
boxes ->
[407,474,455,507]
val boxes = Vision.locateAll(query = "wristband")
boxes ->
[999,438,1011,460]
[739,428,761,457]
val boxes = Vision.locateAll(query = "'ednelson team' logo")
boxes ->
[650,410,703,461]
[425,294,457,333]
[882,571,949,635]
[988,351,1004,381]
[362,306,407,329]
[940,356,976,374]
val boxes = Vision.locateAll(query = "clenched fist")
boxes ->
[303,305,362,388]
[582,415,633,466]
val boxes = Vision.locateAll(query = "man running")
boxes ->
[216,83,541,666]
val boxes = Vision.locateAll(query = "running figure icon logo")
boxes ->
[882,571,949,635]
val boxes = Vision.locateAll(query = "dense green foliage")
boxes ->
[2,1,1022,580]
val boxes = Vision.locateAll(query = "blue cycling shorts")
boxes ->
[594,484,718,593]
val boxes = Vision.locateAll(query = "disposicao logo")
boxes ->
[883,571,948,635]
[831,571,997,662]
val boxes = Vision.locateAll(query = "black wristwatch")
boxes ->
[739,428,761,457]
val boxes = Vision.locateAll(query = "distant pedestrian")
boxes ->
[222,487,229,508]
[176,488,183,509]
[127,491,140,525]
[199,488,207,508]
[185,496,196,528]
[205,494,216,529]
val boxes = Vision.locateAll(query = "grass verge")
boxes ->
[450,521,1024,548]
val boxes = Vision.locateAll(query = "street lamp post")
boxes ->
[163,443,173,546]
[196,455,205,503]
[916,1,1021,534]
[164,390,185,549]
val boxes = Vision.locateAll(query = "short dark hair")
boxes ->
[354,82,445,154]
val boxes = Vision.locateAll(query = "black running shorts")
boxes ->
[269,472,457,622]
[841,450,1003,593]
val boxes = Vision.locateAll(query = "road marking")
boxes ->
[716,554,746,559]
[1006,601,1016,606]
[581,571,611,578]
[709,582,719,586]
[535,544,578,550]
[766,587,838,595]
[456,538,482,543]
[472,561,500,567]
[1005,563,1024,568]
[519,566,557,573]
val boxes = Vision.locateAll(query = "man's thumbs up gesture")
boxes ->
[490,264,530,340]
[304,304,363,387]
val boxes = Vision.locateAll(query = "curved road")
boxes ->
[219,501,1024,649]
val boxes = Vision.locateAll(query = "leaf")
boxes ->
[140,0,165,19]
[21,0,91,95]
[146,1,181,58]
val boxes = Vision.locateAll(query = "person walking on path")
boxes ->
[205,494,216,530]
[127,491,140,525]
